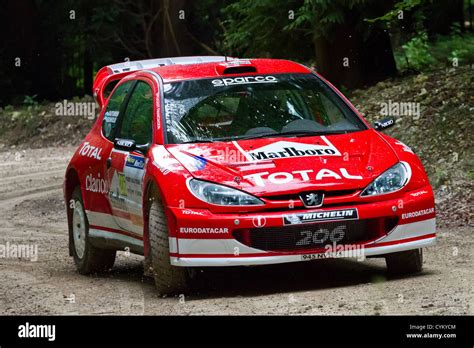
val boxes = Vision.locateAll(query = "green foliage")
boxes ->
[23,95,38,107]
[222,0,306,57]
[397,32,436,71]
[395,29,474,72]
[284,0,367,39]
[366,0,424,23]
[434,25,474,67]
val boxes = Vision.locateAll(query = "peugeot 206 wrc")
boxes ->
[64,56,436,294]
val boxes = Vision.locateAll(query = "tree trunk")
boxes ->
[424,0,465,35]
[313,11,397,89]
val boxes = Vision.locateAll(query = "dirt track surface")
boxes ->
[0,147,472,315]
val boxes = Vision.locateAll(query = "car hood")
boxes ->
[165,130,399,196]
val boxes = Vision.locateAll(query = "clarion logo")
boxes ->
[246,140,341,161]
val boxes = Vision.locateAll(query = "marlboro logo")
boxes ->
[247,140,341,161]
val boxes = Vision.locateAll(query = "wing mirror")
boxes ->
[114,138,150,155]
[373,117,395,131]
[114,138,136,152]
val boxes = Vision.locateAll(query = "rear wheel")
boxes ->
[148,199,189,295]
[385,248,423,275]
[70,187,116,274]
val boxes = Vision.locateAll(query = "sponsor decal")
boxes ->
[18,322,55,342]
[394,140,414,154]
[252,216,267,228]
[118,173,128,196]
[116,139,134,148]
[104,110,119,123]
[410,190,428,197]
[189,154,207,170]
[375,118,394,129]
[180,227,228,234]
[152,160,171,175]
[126,155,145,169]
[401,207,434,219]
[79,142,102,160]
[283,208,358,225]
[212,75,278,87]
[85,173,109,194]
[244,168,362,187]
[182,210,206,216]
[247,140,340,161]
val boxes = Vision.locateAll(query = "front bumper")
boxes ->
[168,187,436,267]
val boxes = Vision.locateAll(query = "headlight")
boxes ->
[188,179,264,206]
[361,162,411,197]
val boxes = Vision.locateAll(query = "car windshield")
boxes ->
[164,73,366,144]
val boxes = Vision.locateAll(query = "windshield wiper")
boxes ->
[229,129,355,141]
[181,138,215,144]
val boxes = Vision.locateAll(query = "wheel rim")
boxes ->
[72,201,86,259]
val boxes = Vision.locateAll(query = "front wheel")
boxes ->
[70,187,116,274]
[385,248,423,275]
[148,199,189,295]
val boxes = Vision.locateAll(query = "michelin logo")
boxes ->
[283,208,358,225]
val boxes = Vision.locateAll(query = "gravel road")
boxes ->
[0,147,472,315]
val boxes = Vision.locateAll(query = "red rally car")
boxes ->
[63,56,436,294]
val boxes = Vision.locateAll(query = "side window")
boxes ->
[102,80,134,141]
[119,81,153,145]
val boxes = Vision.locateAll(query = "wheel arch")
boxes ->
[65,167,82,256]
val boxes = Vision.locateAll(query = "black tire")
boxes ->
[70,187,116,274]
[385,248,423,275]
[148,199,189,295]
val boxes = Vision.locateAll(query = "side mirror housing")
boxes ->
[114,138,136,152]
[374,117,395,131]
[114,138,150,155]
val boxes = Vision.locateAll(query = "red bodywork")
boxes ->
[64,57,436,266]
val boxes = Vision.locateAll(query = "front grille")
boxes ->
[233,218,398,252]
[263,189,357,201]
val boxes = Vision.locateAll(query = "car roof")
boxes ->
[149,58,311,83]
[93,56,312,107]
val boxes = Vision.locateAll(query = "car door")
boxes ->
[106,80,154,236]
[83,79,135,234]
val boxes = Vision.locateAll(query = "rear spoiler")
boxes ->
[92,56,233,108]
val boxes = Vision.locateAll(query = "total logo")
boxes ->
[79,142,102,160]
[243,168,363,187]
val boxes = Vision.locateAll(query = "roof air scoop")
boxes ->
[216,59,256,75]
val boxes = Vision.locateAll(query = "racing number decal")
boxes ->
[296,225,346,246]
